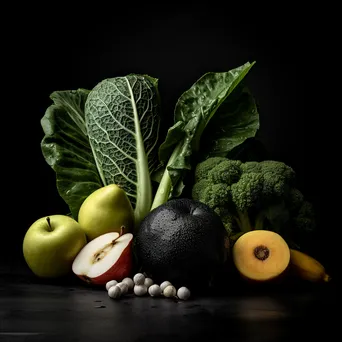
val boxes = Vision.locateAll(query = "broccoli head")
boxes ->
[207,159,242,185]
[192,181,231,209]
[292,200,316,232]
[194,157,227,183]
[231,172,264,232]
[286,188,304,212]
[192,157,316,248]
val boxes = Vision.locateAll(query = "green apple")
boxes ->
[77,184,134,241]
[23,215,87,278]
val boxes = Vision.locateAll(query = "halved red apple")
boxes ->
[72,230,133,285]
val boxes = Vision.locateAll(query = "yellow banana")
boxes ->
[289,248,331,283]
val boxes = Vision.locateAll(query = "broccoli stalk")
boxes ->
[254,202,290,233]
[235,209,253,232]
[254,213,264,230]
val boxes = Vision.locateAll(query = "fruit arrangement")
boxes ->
[23,62,332,301]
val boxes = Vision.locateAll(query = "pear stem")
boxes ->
[118,225,125,238]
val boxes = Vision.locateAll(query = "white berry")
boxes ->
[133,273,145,285]
[108,285,121,299]
[163,285,177,298]
[177,287,191,300]
[134,284,148,296]
[116,282,129,295]
[144,277,154,289]
[105,280,118,291]
[148,284,162,297]
[122,277,134,290]
[160,281,172,292]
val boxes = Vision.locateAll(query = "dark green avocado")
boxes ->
[134,198,227,291]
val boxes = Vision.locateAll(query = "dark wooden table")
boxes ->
[0,264,339,342]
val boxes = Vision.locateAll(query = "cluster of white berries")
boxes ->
[106,273,191,301]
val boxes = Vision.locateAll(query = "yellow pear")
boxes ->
[78,184,134,241]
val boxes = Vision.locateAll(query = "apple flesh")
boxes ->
[72,230,133,285]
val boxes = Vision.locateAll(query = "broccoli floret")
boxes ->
[191,157,316,248]
[195,183,231,209]
[287,188,304,212]
[293,200,316,232]
[260,160,296,201]
[231,172,264,232]
[194,157,226,182]
[214,207,236,235]
[240,161,262,174]
[231,172,263,210]
[207,159,242,184]
[260,160,296,181]
[192,178,211,203]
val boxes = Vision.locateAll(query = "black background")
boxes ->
[2,3,338,281]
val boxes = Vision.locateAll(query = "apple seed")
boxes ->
[92,228,126,264]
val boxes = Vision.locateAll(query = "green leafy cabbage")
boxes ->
[41,89,103,219]
[85,75,161,227]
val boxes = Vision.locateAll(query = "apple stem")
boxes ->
[111,226,125,244]
[46,217,52,231]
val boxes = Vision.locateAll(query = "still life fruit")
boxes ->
[23,61,331,301]
[77,184,134,241]
[232,230,290,282]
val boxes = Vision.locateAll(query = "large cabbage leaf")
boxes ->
[152,61,258,207]
[201,85,260,158]
[85,75,161,227]
[41,89,103,219]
